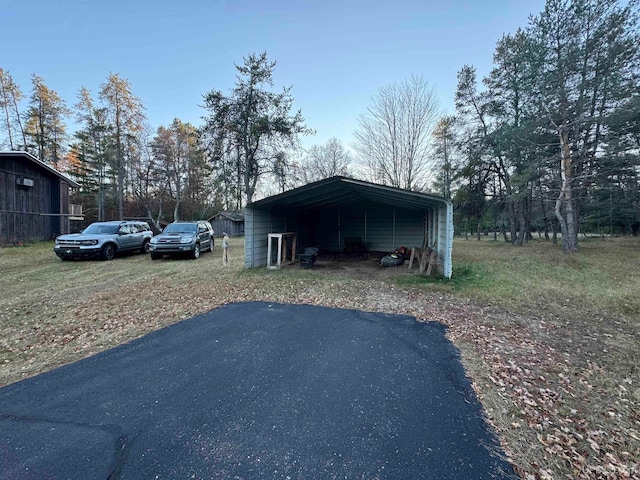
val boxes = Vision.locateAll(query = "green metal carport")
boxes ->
[244,176,453,278]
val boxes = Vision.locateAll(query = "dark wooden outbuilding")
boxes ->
[209,211,245,237]
[0,151,80,245]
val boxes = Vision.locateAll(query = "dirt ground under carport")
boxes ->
[288,251,415,279]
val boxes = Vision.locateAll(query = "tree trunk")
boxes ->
[115,98,125,221]
[538,179,550,240]
[0,92,13,149]
[501,223,508,243]
[555,128,578,253]
[173,202,180,222]
[508,199,517,245]
[12,91,27,150]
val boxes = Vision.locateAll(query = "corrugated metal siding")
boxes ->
[339,202,366,250]
[244,208,301,267]
[269,210,289,233]
[294,210,316,248]
[394,208,426,250]
[244,208,271,268]
[364,203,394,251]
[315,209,339,251]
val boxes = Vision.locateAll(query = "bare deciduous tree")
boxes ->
[99,73,145,220]
[354,75,441,190]
[300,137,352,184]
[0,68,27,150]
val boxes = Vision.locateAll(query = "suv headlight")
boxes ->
[150,237,158,244]
[80,239,99,246]
[180,236,195,244]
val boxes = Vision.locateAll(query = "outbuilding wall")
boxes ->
[0,155,72,244]
[210,214,245,237]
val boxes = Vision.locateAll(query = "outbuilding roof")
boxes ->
[248,176,450,211]
[0,151,80,188]
[212,211,245,222]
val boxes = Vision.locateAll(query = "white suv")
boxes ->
[54,221,153,261]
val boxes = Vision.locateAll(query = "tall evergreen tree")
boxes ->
[453,0,640,248]
[431,116,458,200]
[531,0,640,251]
[73,86,116,221]
[202,51,309,204]
[152,119,210,221]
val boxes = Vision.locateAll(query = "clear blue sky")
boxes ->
[2,0,546,150]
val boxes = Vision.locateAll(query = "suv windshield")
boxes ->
[164,223,197,234]
[83,224,120,235]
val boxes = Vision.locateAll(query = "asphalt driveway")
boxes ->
[0,302,515,479]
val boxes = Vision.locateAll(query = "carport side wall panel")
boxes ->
[364,204,428,252]
[244,207,298,268]
[393,207,428,252]
[244,207,271,268]
[335,202,366,251]
[297,201,427,254]
[429,203,453,278]
[315,208,340,251]
[365,203,396,252]
[314,201,383,252]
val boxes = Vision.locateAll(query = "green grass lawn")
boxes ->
[405,235,640,318]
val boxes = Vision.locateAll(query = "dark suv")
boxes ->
[54,221,153,260]
[149,221,214,260]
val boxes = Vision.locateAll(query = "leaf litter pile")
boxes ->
[0,239,638,479]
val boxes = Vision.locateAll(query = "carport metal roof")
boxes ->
[248,176,450,211]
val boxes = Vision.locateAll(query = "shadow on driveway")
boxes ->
[0,302,515,479]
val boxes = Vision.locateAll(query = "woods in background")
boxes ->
[1,0,639,248]
[442,0,640,249]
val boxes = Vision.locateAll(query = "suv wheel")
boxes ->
[191,243,200,259]
[150,252,161,260]
[101,244,116,261]
[141,239,151,254]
